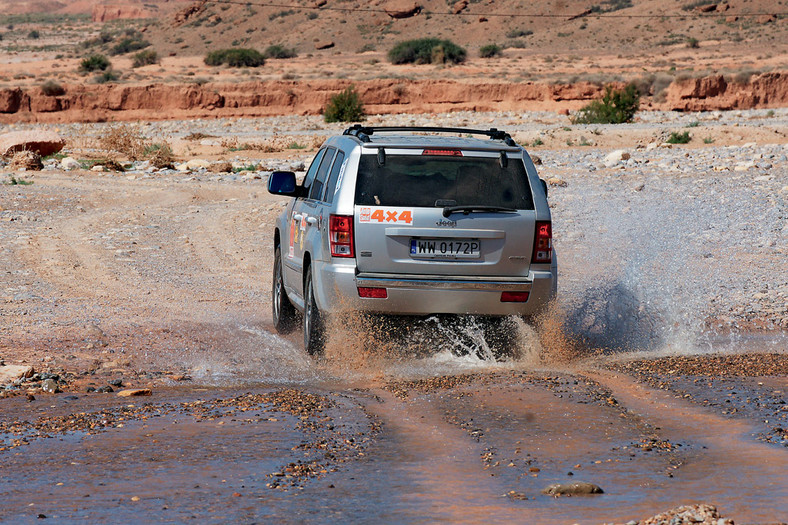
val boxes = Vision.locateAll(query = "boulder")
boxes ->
[314,41,335,50]
[0,130,65,157]
[60,157,81,170]
[0,364,34,384]
[117,388,152,397]
[384,0,421,18]
[603,149,630,167]
[209,161,233,173]
[452,0,468,14]
[186,159,211,170]
[542,481,604,496]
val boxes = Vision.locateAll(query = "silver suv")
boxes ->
[268,126,556,354]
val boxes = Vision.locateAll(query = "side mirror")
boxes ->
[540,178,548,199]
[268,171,297,196]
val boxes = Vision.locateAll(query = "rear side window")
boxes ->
[323,150,346,204]
[355,154,534,209]
[308,148,336,200]
[302,148,327,196]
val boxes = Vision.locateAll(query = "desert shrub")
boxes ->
[686,37,699,48]
[479,44,502,58]
[388,38,466,65]
[28,29,40,39]
[144,142,175,168]
[80,54,110,72]
[263,44,297,59]
[666,131,691,144]
[94,70,119,84]
[204,48,265,67]
[40,80,65,96]
[506,29,532,38]
[323,86,365,123]
[572,84,640,124]
[132,49,158,68]
[590,0,633,13]
[110,37,150,56]
[100,124,148,159]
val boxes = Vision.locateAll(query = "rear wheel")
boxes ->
[303,268,325,355]
[272,246,297,333]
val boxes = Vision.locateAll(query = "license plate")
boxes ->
[410,238,481,259]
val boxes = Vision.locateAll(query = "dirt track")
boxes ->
[1,114,787,523]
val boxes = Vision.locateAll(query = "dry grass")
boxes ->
[96,123,175,167]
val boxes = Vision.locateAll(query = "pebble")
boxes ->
[542,481,604,495]
[117,388,152,397]
[41,378,60,394]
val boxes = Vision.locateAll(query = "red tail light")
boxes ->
[358,287,387,298]
[422,148,462,156]
[329,214,354,258]
[531,221,552,264]
[501,291,530,303]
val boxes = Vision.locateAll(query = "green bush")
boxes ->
[94,70,119,84]
[263,44,297,59]
[324,86,365,123]
[132,49,158,68]
[40,80,65,96]
[205,48,265,67]
[686,37,699,48]
[388,38,466,65]
[666,131,691,144]
[110,37,150,56]
[479,44,502,58]
[28,29,40,39]
[572,84,640,124]
[80,54,111,72]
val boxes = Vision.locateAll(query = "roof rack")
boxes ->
[342,125,517,147]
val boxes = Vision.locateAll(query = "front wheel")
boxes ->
[303,268,325,355]
[272,246,298,334]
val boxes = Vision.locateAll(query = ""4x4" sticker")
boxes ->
[359,207,413,224]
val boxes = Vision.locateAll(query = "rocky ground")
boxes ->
[0,109,786,523]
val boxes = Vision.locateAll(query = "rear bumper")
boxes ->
[312,262,555,317]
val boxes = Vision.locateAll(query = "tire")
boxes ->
[303,268,325,355]
[272,246,298,334]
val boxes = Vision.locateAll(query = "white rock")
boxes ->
[60,157,81,170]
[91,165,105,172]
[186,159,211,170]
[603,150,630,168]
[175,163,190,172]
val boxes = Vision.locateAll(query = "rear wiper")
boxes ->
[442,205,517,218]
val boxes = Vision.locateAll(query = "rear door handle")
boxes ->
[293,214,303,221]
[306,217,317,225]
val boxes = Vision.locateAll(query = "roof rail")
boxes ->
[342,125,517,147]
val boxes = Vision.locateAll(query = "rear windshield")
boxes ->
[355,153,534,209]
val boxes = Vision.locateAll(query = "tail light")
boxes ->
[422,148,462,156]
[531,221,552,264]
[501,291,529,303]
[329,214,354,258]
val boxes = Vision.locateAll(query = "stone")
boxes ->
[314,41,335,50]
[96,385,114,393]
[384,0,421,18]
[209,161,233,173]
[604,150,630,167]
[0,130,65,157]
[9,150,43,170]
[0,364,34,384]
[117,388,152,397]
[542,481,604,495]
[185,159,211,170]
[452,0,468,14]
[108,378,123,387]
[60,157,81,170]
[547,177,567,187]
[41,378,60,393]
